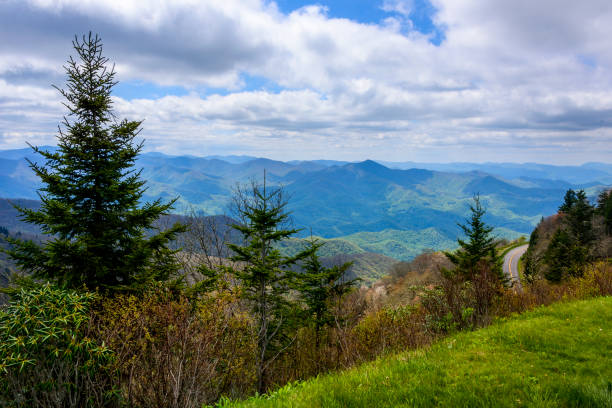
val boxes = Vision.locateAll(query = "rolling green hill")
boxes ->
[340,228,456,261]
[275,237,365,258]
[382,160,612,185]
[284,160,564,239]
[275,229,454,263]
[319,252,398,284]
[276,238,396,283]
[2,148,609,264]
[226,296,612,407]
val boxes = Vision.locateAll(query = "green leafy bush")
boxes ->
[0,284,116,407]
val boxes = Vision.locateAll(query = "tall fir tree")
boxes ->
[227,178,310,393]
[596,189,612,235]
[565,190,595,248]
[559,189,578,213]
[7,33,184,291]
[543,228,573,282]
[297,237,357,350]
[523,226,540,283]
[444,195,505,284]
[543,189,594,281]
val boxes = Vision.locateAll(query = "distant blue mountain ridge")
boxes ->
[1,146,610,261]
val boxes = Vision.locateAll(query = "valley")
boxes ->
[2,147,610,272]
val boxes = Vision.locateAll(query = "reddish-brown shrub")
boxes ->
[91,287,256,407]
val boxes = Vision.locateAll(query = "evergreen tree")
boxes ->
[7,33,184,291]
[444,195,505,284]
[559,189,578,213]
[227,179,310,393]
[565,190,595,248]
[523,227,540,283]
[544,228,573,282]
[597,189,612,235]
[543,189,594,281]
[297,238,357,350]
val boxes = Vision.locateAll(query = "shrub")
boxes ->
[91,286,256,407]
[352,304,427,358]
[0,284,116,408]
[417,260,505,334]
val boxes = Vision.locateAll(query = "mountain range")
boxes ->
[1,146,610,263]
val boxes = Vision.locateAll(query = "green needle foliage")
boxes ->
[558,189,579,213]
[564,190,595,249]
[6,33,184,291]
[444,195,504,284]
[544,189,595,281]
[298,238,357,349]
[544,228,574,282]
[227,179,311,394]
[597,189,612,235]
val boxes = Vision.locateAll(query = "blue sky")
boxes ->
[1,0,612,164]
[275,0,444,43]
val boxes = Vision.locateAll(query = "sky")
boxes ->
[1,0,612,164]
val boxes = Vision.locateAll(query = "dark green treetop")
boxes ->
[564,189,594,248]
[543,188,594,281]
[543,228,574,282]
[523,226,540,283]
[559,189,578,213]
[7,33,184,291]
[597,189,612,235]
[444,195,505,283]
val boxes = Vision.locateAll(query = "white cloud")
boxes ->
[1,0,612,163]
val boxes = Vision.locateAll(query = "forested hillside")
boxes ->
[3,148,608,262]
[523,188,612,282]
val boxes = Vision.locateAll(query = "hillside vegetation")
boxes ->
[226,297,612,408]
[340,228,456,261]
[524,188,612,283]
[276,237,365,258]
[2,148,608,262]
[319,252,398,284]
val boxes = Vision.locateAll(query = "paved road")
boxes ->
[503,244,528,291]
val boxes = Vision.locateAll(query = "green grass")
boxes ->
[223,297,612,408]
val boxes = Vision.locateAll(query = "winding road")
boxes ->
[503,244,528,292]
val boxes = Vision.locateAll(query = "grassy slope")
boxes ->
[226,297,612,408]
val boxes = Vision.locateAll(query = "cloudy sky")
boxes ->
[1,0,612,164]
